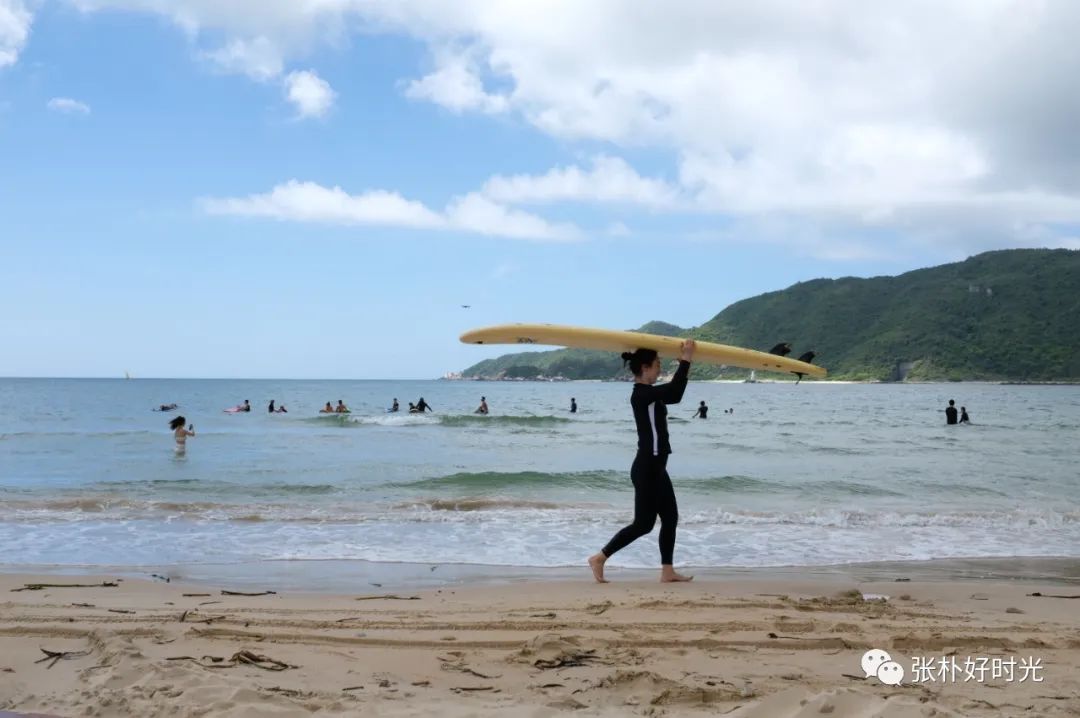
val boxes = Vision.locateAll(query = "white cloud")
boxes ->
[0,0,31,68]
[482,156,679,208]
[405,46,507,114]
[283,70,336,118]
[445,192,579,241]
[202,36,282,81]
[201,180,579,241]
[64,1,1080,255]
[202,180,443,228]
[47,97,91,114]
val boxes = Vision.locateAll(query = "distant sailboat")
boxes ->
[744,370,757,384]
[124,371,132,380]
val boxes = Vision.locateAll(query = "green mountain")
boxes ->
[459,249,1080,382]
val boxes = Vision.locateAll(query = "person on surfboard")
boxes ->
[589,339,696,584]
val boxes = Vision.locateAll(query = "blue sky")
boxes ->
[2,1,1078,378]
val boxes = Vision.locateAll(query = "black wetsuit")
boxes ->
[695,404,708,419]
[960,410,970,423]
[416,399,432,412]
[268,401,275,413]
[601,360,690,565]
[570,401,577,414]
[946,406,958,425]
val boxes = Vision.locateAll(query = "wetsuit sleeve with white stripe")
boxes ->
[636,360,691,405]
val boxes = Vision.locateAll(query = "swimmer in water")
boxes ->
[335,400,349,413]
[475,396,489,415]
[320,402,334,414]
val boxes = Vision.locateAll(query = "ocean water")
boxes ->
[0,378,1078,575]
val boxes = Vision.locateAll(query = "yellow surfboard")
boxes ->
[460,323,826,379]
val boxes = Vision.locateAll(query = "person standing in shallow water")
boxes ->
[945,399,958,425]
[570,398,577,414]
[589,339,696,584]
[169,415,194,454]
[693,400,708,419]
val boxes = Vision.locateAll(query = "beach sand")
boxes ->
[2,571,1079,717]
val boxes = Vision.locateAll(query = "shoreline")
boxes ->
[2,567,1079,717]
[2,556,1077,594]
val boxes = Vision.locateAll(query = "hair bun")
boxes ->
[620,351,634,361]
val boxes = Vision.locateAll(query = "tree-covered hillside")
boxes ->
[460,249,1080,381]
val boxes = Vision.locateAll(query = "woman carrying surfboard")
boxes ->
[589,339,696,583]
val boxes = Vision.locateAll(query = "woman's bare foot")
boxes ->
[660,566,693,583]
[588,553,609,583]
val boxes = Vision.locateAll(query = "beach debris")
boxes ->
[166,650,293,671]
[589,670,742,705]
[35,647,92,669]
[411,680,431,687]
[1006,607,1025,614]
[438,654,502,679]
[1027,592,1080,599]
[179,611,226,624]
[530,612,558,618]
[266,686,310,698]
[584,600,613,615]
[151,574,171,583]
[514,634,602,670]
[199,600,222,606]
[13,582,118,592]
[894,578,911,582]
[71,603,95,608]
[354,594,421,601]
[2,667,15,673]
[182,593,212,597]
[221,590,277,597]
[342,685,365,691]
[451,686,497,693]
[107,609,135,614]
